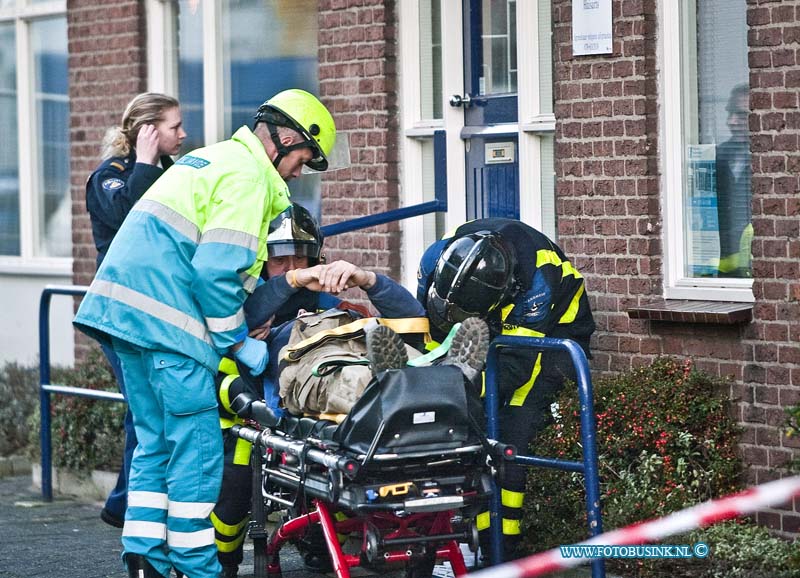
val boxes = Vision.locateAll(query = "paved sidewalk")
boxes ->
[0,474,307,578]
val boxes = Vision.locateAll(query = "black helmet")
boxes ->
[267,203,323,262]
[426,231,517,336]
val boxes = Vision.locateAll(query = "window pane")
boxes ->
[419,0,442,120]
[222,0,320,209]
[480,0,517,95]
[683,0,750,279]
[32,17,70,258]
[420,138,445,249]
[538,0,553,115]
[176,0,205,152]
[0,23,18,256]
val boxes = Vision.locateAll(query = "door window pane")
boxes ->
[0,23,18,256]
[176,0,205,153]
[682,0,750,278]
[419,0,442,120]
[480,0,517,95]
[32,17,70,258]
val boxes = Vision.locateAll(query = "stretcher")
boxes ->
[231,364,515,578]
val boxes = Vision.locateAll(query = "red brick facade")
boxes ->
[746,0,800,534]
[66,0,799,533]
[552,0,800,534]
[318,0,402,283]
[68,0,148,357]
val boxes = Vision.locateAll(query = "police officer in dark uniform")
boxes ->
[417,218,595,561]
[85,92,185,527]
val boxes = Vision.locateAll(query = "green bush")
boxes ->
[0,362,41,456]
[521,357,746,577]
[25,349,125,473]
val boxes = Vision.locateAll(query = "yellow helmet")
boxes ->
[254,89,336,171]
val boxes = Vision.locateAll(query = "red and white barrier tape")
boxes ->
[470,475,800,578]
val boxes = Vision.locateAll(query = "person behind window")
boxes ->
[716,83,752,277]
[86,92,186,530]
[74,89,337,578]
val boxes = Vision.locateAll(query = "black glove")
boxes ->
[230,393,279,427]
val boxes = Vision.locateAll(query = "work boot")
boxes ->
[219,564,238,578]
[124,553,164,578]
[366,325,408,376]
[444,317,489,384]
[100,506,124,529]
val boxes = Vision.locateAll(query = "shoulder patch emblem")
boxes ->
[176,155,210,169]
[101,177,125,191]
[109,161,126,171]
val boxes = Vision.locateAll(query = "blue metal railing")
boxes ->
[485,336,605,578]
[38,284,122,502]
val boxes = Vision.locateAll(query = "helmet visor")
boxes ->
[302,133,350,174]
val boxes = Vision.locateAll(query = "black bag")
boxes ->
[334,365,485,456]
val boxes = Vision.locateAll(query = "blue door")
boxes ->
[454,0,520,220]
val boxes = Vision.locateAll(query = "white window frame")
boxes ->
[0,0,70,275]
[398,1,555,288]
[659,0,754,303]
[398,0,465,289]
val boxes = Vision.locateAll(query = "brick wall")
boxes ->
[554,0,800,535]
[317,0,401,290]
[68,0,148,356]
[552,0,663,373]
[745,0,800,534]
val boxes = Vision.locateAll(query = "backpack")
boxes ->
[277,309,428,415]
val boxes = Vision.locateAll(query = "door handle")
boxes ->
[449,93,472,108]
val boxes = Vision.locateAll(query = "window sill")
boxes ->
[627,299,753,325]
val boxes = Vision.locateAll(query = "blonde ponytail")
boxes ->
[99,92,180,160]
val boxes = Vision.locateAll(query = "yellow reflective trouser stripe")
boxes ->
[233,437,252,466]
[475,512,521,535]
[502,489,524,509]
[558,283,584,325]
[503,519,521,535]
[219,356,238,376]
[509,352,542,406]
[211,513,249,553]
[211,511,249,537]
[219,374,238,414]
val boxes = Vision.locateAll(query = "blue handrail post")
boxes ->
[484,336,605,578]
[38,289,54,502]
[38,284,92,502]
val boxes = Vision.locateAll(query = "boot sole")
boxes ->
[366,325,408,375]
[446,317,490,374]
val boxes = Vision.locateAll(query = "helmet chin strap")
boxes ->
[268,124,314,170]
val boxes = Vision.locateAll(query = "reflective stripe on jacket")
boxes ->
[75,126,291,371]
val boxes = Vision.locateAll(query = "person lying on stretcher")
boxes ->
[211,203,486,577]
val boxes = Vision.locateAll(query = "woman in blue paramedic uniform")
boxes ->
[85,92,186,529]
